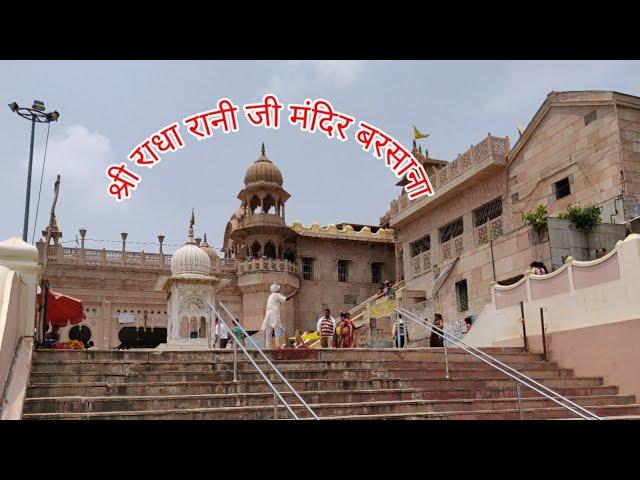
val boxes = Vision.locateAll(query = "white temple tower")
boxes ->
[157,212,225,350]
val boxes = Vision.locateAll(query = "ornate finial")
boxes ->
[187,209,195,244]
[412,139,417,149]
[202,233,210,247]
[261,142,266,156]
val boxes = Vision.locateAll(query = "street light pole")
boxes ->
[23,116,36,242]
[8,100,60,243]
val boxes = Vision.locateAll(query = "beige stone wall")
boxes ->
[509,103,628,228]
[295,236,395,333]
[617,103,640,201]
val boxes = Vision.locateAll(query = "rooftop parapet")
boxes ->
[290,221,394,242]
[381,134,509,228]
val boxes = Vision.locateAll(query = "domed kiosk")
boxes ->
[157,212,226,350]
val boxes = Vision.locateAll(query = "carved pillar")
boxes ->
[120,232,127,265]
[158,234,165,266]
[79,228,87,264]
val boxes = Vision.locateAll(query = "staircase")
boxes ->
[23,347,640,420]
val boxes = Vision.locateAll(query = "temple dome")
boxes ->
[243,144,283,187]
[171,214,211,276]
[171,243,211,276]
[199,234,219,260]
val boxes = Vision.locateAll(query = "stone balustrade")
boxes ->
[38,243,301,277]
[381,134,509,224]
[236,258,298,275]
[241,212,285,228]
[38,244,173,270]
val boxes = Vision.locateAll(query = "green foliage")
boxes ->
[558,204,602,230]
[522,205,548,234]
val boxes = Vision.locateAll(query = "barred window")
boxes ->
[440,218,464,243]
[555,177,571,200]
[474,198,503,227]
[411,235,431,257]
[338,260,349,282]
[301,257,314,281]
[371,262,383,284]
[456,279,468,312]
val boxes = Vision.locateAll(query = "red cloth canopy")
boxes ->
[37,290,84,327]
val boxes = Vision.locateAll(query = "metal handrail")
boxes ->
[208,302,300,420]
[217,301,320,420]
[349,279,404,322]
[395,307,602,420]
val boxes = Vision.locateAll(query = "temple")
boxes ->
[32,90,640,350]
[4,89,640,420]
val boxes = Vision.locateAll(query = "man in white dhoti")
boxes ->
[262,284,297,349]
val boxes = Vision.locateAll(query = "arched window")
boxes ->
[190,316,199,338]
[199,316,207,338]
[264,240,276,258]
[249,195,260,214]
[250,241,262,258]
[263,194,275,214]
[284,249,296,263]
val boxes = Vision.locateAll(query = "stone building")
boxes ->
[36,145,395,349]
[381,90,640,340]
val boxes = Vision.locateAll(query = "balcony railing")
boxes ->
[441,235,464,263]
[410,250,433,278]
[381,135,509,225]
[237,258,298,275]
[38,244,173,269]
[475,216,505,246]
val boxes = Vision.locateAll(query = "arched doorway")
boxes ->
[264,240,277,258]
[250,240,262,257]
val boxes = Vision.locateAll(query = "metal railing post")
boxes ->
[444,339,450,379]
[274,391,278,420]
[540,307,548,361]
[520,301,529,351]
[233,335,238,383]
[516,383,523,420]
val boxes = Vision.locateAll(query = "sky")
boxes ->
[1,60,639,254]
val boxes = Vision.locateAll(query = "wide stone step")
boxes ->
[27,376,616,400]
[405,376,603,389]
[29,359,562,375]
[321,404,640,420]
[22,395,635,420]
[23,388,430,414]
[28,364,576,386]
[23,388,633,415]
[31,348,542,365]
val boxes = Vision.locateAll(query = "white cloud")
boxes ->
[483,61,628,116]
[264,60,365,97]
[35,125,113,181]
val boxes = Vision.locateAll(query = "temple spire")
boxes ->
[261,142,266,156]
[187,209,195,244]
